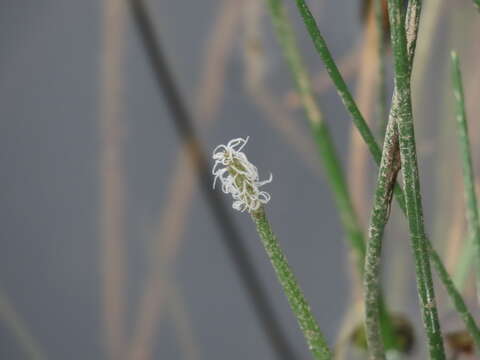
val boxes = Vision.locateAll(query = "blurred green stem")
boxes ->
[0,291,46,360]
[428,241,480,352]
[294,0,405,209]
[251,208,332,360]
[451,51,480,299]
[454,234,475,290]
[266,0,365,278]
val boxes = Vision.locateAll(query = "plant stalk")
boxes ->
[451,51,480,300]
[364,117,401,359]
[251,208,332,360]
[387,0,445,357]
[364,1,420,357]
[266,0,365,278]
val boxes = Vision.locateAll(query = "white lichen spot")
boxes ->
[212,137,272,212]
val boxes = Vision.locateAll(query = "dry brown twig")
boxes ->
[348,6,381,227]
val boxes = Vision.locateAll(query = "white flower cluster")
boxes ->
[212,137,272,212]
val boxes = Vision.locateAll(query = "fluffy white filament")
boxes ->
[212,137,272,212]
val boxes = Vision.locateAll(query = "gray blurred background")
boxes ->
[0,0,479,359]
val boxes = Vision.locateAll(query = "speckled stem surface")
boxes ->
[251,208,332,360]
[363,2,420,357]
[387,0,445,358]
[364,118,401,360]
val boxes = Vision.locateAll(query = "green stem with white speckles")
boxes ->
[364,117,401,360]
[387,0,445,358]
[364,2,420,357]
[251,208,332,360]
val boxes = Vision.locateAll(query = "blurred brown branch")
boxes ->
[99,0,128,358]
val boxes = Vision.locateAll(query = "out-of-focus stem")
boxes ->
[451,51,480,301]
[99,0,127,357]
[0,291,47,360]
[374,0,388,139]
[267,0,365,277]
[348,6,379,226]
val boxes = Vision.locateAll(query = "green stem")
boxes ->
[451,51,480,299]
[251,208,332,360]
[294,0,382,164]
[374,0,388,140]
[266,0,365,276]
[428,242,480,352]
[294,0,406,212]
[387,0,445,358]
[364,2,420,357]
[454,234,475,290]
[364,118,401,360]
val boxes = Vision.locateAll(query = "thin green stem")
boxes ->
[266,0,365,276]
[428,242,480,352]
[294,0,406,211]
[454,234,475,290]
[294,0,382,164]
[387,0,445,358]
[451,51,480,299]
[374,0,388,140]
[364,118,401,360]
[251,208,332,360]
[293,0,480,353]
[364,2,420,357]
